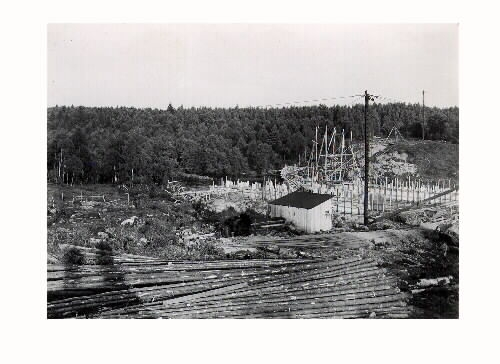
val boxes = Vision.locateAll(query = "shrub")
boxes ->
[62,247,86,265]
[96,240,113,251]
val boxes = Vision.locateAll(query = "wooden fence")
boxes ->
[329,177,459,217]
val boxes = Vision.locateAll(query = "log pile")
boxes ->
[48,247,411,319]
[228,229,412,251]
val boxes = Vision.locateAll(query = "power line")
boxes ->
[244,93,424,109]
[253,95,360,109]
[376,95,416,104]
[245,92,427,110]
[347,96,364,106]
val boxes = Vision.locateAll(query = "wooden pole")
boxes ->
[350,190,353,215]
[389,183,393,210]
[384,177,387,198]
[364,90,370,225]
[417,184,420,205]
[438,180,441,203]
[422,90,425,140]
[343,185,346,216]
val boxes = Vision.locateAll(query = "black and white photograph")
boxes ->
[45,23,460,319]
[6,0,500,362]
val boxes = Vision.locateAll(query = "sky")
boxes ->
[47,24,458,108]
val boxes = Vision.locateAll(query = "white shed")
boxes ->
[268,191,332,233]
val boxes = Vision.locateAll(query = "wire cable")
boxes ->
[255,95,360,109]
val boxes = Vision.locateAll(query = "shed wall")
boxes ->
[270,199,332,233]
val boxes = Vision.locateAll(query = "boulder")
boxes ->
[398,210,422,226]
[121,216,138,226]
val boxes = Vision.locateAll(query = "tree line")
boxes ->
[47,103,458,184]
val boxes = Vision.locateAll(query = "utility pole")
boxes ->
[363,90,377,225]
[364,91,369,225]
[422,90,425,140]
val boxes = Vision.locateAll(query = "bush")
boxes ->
[62,247,86,265]
[95,240,113,251]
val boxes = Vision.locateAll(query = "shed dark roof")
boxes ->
[269,191,332,210]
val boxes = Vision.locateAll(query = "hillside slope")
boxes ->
[390,140,458,182]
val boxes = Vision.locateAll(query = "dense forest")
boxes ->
[47,103,458,184]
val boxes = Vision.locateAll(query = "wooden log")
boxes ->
[158,289,404,318]
[101,298,409,319]
[161,281,400,313]
[162,276,400,309]
[48,253,409,319]
[154,292,408,319]
[48,258,374,304]
[48,261,382,316]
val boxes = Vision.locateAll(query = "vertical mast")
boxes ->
[315,126,318,181]
[364,90,370,225]
[422,90,425,140]
[324,126,328,179]
[340,130,345,181]
[332,130,336,181]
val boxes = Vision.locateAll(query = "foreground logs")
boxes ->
[47,247,411,319]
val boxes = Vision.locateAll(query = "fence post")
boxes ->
[343,185,346,216]
[350,190,353,215]
[413,181,416,203]
[376,185,380,212]
[395,178,399,202]
[358,187,362,216]
[438,180,442,203]
[384,178,387,205]
[389,183,393,210]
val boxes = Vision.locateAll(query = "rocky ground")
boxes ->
[355,137,459,183]
[48,179,458,318]
[47,183,228,263]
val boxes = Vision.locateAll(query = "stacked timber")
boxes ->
[226,229,413,251]
[48,248,411,319]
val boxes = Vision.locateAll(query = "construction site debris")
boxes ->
[416,276,453,288]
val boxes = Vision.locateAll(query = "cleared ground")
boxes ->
[47,139,459,318]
